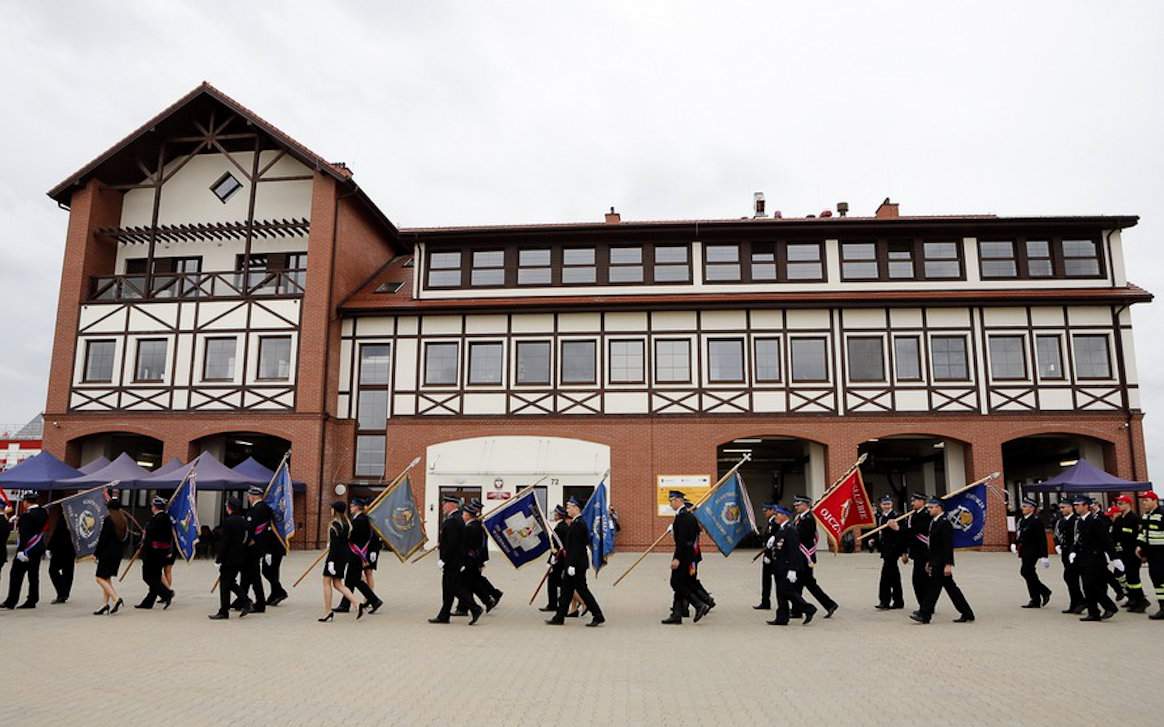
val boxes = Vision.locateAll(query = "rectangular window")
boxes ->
[515,341,551,384]
[1062,239,1101,277]
[841,242,878,280]
[750,243,777,281]
[988,335,1027,380]
[887,241,915,279]
[1026,240,1053,277]
[562,248,596,285]
[83,340,116,383]
[922,241,961,279]
[708,339,745,383]
[1036,335,1064,380]
[705,245,741,281]
[654,339,691,383]
[893,336,922,381]
[470,250,505,287]
[980,241,1018,278]
[608,247,644,284]
[786,243,824,281]
[518,249,552,286]
[423,342,459,386]
[608,340,644,383]
[1073,335,1111,379]
[561,340,597,384]
[427,250,462,288]
[468,342,504,385]
[257,336,292,381]
[357,390,388,430]
[134,339,167,382]
[754,338,781,382]
[358,344,391,385]
[354,435,386,478]
[653,245,690,283]
[790,337,828,382]
[202,337,236,381]
[847,337,886,382]
[931,335,969,381]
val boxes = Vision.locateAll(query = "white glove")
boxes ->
[326,561,335,575]
[16,551,28,563]
[369,552,377,563]
[567,566,576,576]
[549,555,557,565]
[1112,559,1125,573]
[437,559,444,569]
[264,553,273,566]
[1010,544,1017,553]
[766,536,775,549]
[763,556,771,565]
[1039,557,1050,569]
[1054,546,1061,555]
[1068,552,1076,564]
[787,570,797,584]
[459,565,466,573]
[666,524,673,533]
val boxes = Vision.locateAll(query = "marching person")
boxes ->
[210,497,251,620]
[47,506,76,604]
[887,492,931,609]
[755,503,779,611]
[1094,500,1125,602]
[1013,496,1052,608]
[911,497,975,625]
[874,495,905,610]
[661,490,710,625]
[683,497,716,615]
[1112,495,1149,613]
[1135,490,1164,619]
[238,486,268,614]
[540,505,570,614]
[545,496,605,627]
[92,495,129,615]
[248,485,288,607]
[458,500,493,616]
[1054,500,1084,614]
[429,495,481,625]
[766,504,816,626]
[135,496,175,610]
[1,492,48,610]
[792,495,838,618]
[469,499,504,610]
[0,502,12,588]
[319,501,364,622]
[1072,495,1118,622]
[340,498,383,615]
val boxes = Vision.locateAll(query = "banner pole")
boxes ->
[857,471,1000,541]
[51,483,115,507]
[528,564,553,606]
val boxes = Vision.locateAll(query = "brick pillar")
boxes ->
[971,436,1008,550]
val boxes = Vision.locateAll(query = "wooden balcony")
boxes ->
[88,269,306,302]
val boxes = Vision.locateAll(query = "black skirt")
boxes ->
[95,556,121,580]
[324,557,347,580]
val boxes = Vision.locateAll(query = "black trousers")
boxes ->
[1147,552,1164,603]
[437,564,475,619]
[1081,560,1117,617]
[774,573,813,624]
[262,549,287,600]
[1020,555,1052,602]
[241,552,266,608]
[920,571,973,619]
[545,563,565,609]
[48,553,74,601]
[759,559,775,607]
[479,571,502,600]
[140,557,173,606]
[555,570,603,620]
[910,557,928,607]
[879,557,904,607]
[1062,558,1084,608]
[217,564,242,615]
[344,559,379,606]
[669,567,707,616]
[800,564,837,610]
[3,555,42,607]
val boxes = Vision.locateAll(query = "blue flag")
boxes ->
[580,480,616,572]
[693,472,756,557]
[61,488,108,558]
[167,471,200,562]
[367,476,426,562]
[944,483,987,548]
[263,460,295,542]
[481,488,551,569]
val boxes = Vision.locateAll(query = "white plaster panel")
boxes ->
[1030,307,1065,326]
[355,317,394,337]
[395,339,418,389]
[511,314,554,333]
[337,393,350,418]
[396,317,419,335]
[894,389,929,411]
[462,393,507,415]
[129,303,180,331]
[750,310,783,330]
[700,310,746,331]
[196,301,248,329]
[982,307,1027,326]
[342,319,354,336]
[338,339,353,391]
[393,393,416,416]
[465,314,508,334]
[926,308,971,328]
[79,305,128,334]
[1039,389,1074,410]
[751,391,786,412]
[841,308,885,329]
[604,312,648,331]
[651,311,697,331]
[889,308,923,327]
[603,391,648,414]
[421,315,462,335]
[1067,306,1112,327]
[785,309,829,330]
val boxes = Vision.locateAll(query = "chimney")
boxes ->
[875,197,899,219]
[604,206,621,224]
[753,192,767,218]
[836,201,849,218]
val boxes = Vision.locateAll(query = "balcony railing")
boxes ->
[88,269,307,302]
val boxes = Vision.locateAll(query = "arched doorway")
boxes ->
[1002,433,1114,510]
[716,435,827,508]
[65,431,164,471]
[858,435,971,509]
[189,431,291,469]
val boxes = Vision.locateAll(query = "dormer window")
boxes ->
[209,172,243,203]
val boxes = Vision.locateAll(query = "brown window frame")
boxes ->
[892,335,923,382]
[930,334,971,382]
[133,338,168,383]
[469,249,507,288]
[560,339,598,384]
[606,245,646,285]
[467,341,505,385]
[1072,334,1113,380]
[846,336,887,383]
[517,248,553,286]
[1035,334,1065,381]
[514,340,553,386]
[975,236,1105,281]
[607,339,646,384]
[422,341,460,387]
[703,240,827,284]
[256,335,293,382]
[561,247,598,287]
[753,337,782,383]
[654,338,692,384]
[987,334,1028,381]
[707,337,746,384]
[425,249,465,289]
[201,336,238,382]
[652,245,692,284]
[82,339,117,384]
[789,336,830,384]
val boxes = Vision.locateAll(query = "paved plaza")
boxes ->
[1,550,1158,726]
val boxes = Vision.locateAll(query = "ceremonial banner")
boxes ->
[580,480,616,572]
[367,477,426,561]
[263,459,296,542]
[481,488,550,569]
[61,488,108,558]
[943,483,987,548]
[811,468,876,546]
[167,471,200,562]
[693,472,756,557]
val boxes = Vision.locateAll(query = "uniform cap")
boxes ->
[469,498,483,510]
[553,505,568,518]
[926,497,943,507]
[1021,496,1038,508]
[107,497,121,510]
[762,502,779,511]
[1116,495,1134,505]
[910,492,928,502]
[247,485,264,496]
[773,505,792,516]
[879,495,893,504]
[441,494,460,505]
[330,500,347,514]
[668,490,686,500]
[792,495,812,505]
[21,491,40,503]
[1071,495,1090,505]
[463,501,482,516]
[1139,490,1159,500]
[566,496,583,509]
[151,496,167,508]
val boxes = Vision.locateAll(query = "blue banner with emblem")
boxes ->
[263,460,296,542]
[61,487,108,558]
[367,476,427,562]
[693,472,756,557]
[167,471,200,562]
[944,483,987,548]
[580,479,616,572]
[481,487,551,569]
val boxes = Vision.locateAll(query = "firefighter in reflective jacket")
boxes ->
[1135,490,1164,620]
[1112,495,1150,613]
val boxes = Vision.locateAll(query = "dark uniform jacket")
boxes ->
[904,507,931,561]
[143,511,173,559]
[1074,512,1113,565]
[1054,514,1076,561]
[562,518,591,573]
[327,519,351,565]
[246,500,280,555]
[1015,514,1048,560]
[438,511,464,566]
[552,520,569,560]
[672,508,700,567]
[1112,512,1139,555]
[1139,506,1164,550]
[463,519,486,568]
[15,506,48,559]
[47,514,75,558]
[0,514,12,564]
[876,510,901,559]
[216,513,248,568]
[769,520,807,573]
[94,512,127,563]
[794,511,819,564]
[927,514,956,572]
[349,512,375,564]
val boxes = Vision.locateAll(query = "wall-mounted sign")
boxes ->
[656,474,711,515]
[487,491,512,501]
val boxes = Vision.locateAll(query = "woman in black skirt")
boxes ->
[93,497,129,615]
[320,501,363,622]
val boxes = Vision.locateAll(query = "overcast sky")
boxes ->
[2,2,1161,472]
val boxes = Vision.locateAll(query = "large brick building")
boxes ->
[41,83,1151,548]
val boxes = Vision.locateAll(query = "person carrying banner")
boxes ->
[792,495,838,618]
[661,490,710,625]
[755,503,779,611]
[1,492,48,610]
[887,492,930,608]
[135,496,175,610]
[319,501,364,622]
[545,496,604,627]
[469,499,504,610]
[1013,496,1052,608]
[248,485,287,607]
[1135,490,1164,619]
[47,507,76,604]
[454,500,496,617]
[540,505,570,614]
[1072,495,1119,622]
[92,496,129,616]
[1053,500,1084,614]
[766,504,816,626]
[232,486,269,614]
[682,497,716,616]
[874,495,905,610]
[210,497,251,620]
[911,497,975,625]
[343,498,384,615]
[429,495,481,625]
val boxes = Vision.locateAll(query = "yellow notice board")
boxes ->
[657,474,711,515]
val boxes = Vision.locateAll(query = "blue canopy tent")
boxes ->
[1022,459,1153,493]
[77,456,110,475]
[58,452,153,489]
[153,458,184,477]
[0,452,83,492]
[231,456,306,493]
[134,451,262,491]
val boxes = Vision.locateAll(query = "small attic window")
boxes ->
[210,172,243,203]
[375,281,404,294]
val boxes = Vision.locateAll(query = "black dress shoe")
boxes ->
[954,614,975,623]
[586,616,605,627]
[93,605,110,616]
[369,599,383,615]
[452,610,468,617]
[161,595,173,610]
[1041,592,1052,607]
[468,607,483,625]
[875,604,891,610]
[753,603,771,610]
[249,605,265,614]
[565,611,580,618]
[538,606,557,613]
[825,605,838,619]
[428,616,450,624]
[208,613,229,620]
[239,603,252,618]
[134,602,153,610]
[909,613,930,624]
[803,606,818,625]
[1149,609,1164,620]
[16,602,36,610]
[789,612,802,619]
[492,592,504,607]
[545,617,565,625]
[1079,615,1102,622]
[51,598,67,605]
[1070,605,1086,615]
[333,605,351,614]
[693,603,710,623]
[766,618,788,626]
[111,598,124,615]
[1100,608,1117,620]
[1021,601,1040,609]
[661,615,682,625]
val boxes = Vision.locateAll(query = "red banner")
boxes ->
[811,468,875,545]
